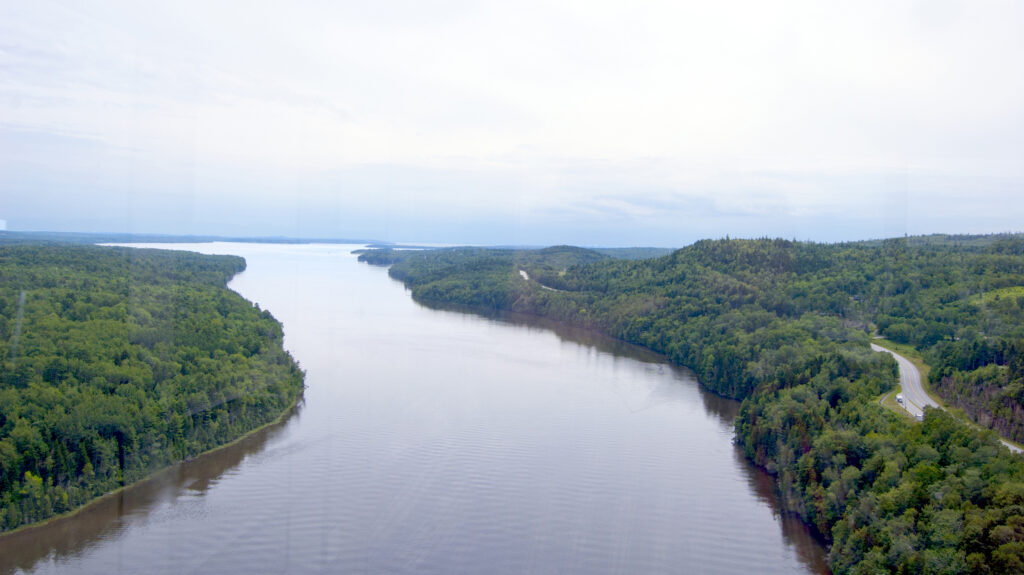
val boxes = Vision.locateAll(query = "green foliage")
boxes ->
[0,244,304,532]
[590,247,675,260]
[360,235,1024,573]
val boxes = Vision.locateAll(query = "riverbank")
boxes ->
[360,239,1024,573]
[0,245,306,534]
[0,394,303,542]
[5,243,830,575]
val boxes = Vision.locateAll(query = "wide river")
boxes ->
[0,243,828,574]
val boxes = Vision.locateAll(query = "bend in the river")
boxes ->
[0,243,829,575]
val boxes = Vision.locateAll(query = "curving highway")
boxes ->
[871,343,938,419]
[518,269,563,292]
[871,343,1022,454]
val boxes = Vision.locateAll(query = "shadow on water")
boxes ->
[0,403,301,575]
[739,447,833,574]
[411,299,741,424]
[413,297,832,574]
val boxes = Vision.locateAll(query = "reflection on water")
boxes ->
[0,406,297,574]
[422,302,743,424]
[415,296,829,573]
[0,243,829,574]
[737,448,831,574]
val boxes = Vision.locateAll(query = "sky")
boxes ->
[2,0,1023,247]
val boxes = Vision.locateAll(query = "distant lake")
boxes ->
[0,243,828,574]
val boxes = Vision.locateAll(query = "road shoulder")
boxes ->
[871,340,1022,454]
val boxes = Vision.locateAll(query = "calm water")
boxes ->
[0,243,828,574]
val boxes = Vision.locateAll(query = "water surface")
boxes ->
[0,243,828,574]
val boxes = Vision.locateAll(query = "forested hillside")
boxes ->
[0,244,304,532]
[360,236,1024,574]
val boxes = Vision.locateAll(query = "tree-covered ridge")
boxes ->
[362,240,893,399]
[0,245,304,532]
[361,236,1024,574]
[365,238,1024,416]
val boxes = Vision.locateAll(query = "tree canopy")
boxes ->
[361,235,1024,574]
[0,244,304,532]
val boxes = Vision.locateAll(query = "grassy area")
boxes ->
[878,390,915,419]
[1001,433,1024,451]
[970,285,1024,305]
[872,338,930,379]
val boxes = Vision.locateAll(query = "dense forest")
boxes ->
[0,244,304,532]
[360,236,1024,574]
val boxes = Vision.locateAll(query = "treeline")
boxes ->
[360,235,1024,574]
[925,305,1024,443]
[0,244,304,532]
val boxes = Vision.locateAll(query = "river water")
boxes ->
[0,243,828,574]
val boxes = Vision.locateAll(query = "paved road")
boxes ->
[871,343,938,419]
[871,343,1022,454]
[518,269,563,292]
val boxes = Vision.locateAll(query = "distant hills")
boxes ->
[0,230,382,246]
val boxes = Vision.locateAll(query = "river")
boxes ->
[0,243,829,574]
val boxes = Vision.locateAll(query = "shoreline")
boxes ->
[0,257,306,540]
[409,291,836,551]
[0,393,303,541]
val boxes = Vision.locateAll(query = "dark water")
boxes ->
[0,243,829,574]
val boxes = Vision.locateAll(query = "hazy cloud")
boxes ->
[2,0,1022,245]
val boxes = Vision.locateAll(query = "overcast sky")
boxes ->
[2,0,1022,246]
